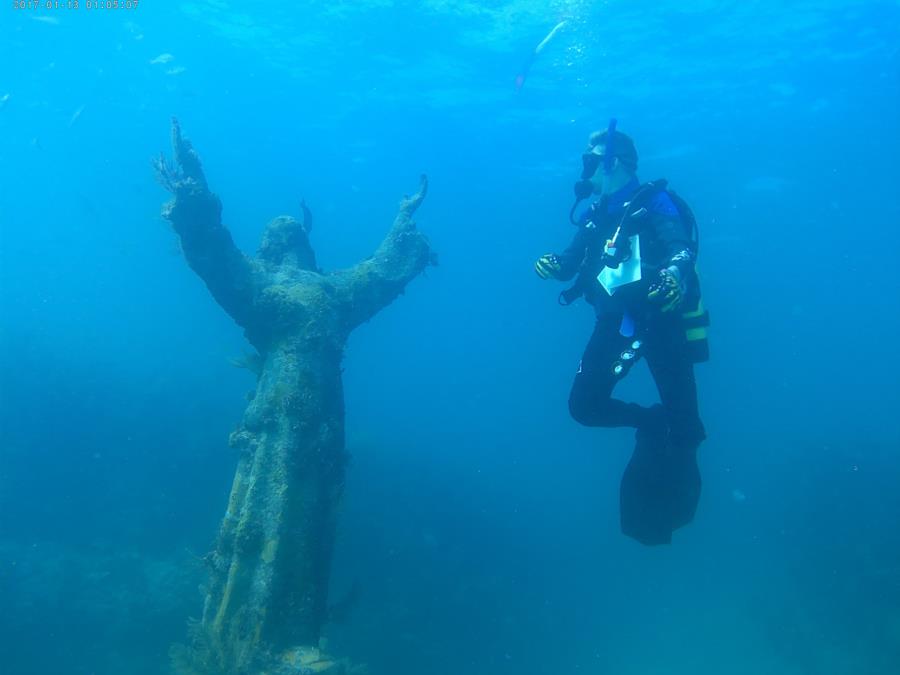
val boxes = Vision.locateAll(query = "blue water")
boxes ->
[2,2,899,674]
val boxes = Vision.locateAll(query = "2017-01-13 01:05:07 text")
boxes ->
[13,1,140,10]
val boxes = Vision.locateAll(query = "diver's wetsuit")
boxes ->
[555,178,705,544]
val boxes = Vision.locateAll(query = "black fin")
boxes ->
[620,421,701,546]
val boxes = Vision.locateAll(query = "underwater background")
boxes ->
[1,1,899,673]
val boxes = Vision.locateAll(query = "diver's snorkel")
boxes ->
[569,118,618,224]
[602,118,617,175]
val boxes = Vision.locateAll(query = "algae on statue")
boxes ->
[156,118,434,674]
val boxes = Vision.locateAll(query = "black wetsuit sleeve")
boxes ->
[651,213,695,277]
[555,227,589,281]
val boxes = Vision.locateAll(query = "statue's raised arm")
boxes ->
[334,175,435,329]
[153,118,258,328]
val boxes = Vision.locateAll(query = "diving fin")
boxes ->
[620,415,701,546]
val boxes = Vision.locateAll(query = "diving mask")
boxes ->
[569,118,618,224]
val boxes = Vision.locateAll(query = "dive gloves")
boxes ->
[535,253,562,280]
[647,266,685,312]
[538,254,687,313]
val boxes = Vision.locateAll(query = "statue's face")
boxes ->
[259,216,317,270]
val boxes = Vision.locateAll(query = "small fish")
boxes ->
[166,66,186,76]
[68,104,85,127]
[32,16,60,25]
[0,93,9,110]
[150,53,174,65]
[732,489,747,503]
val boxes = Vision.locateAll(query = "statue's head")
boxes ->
[258,216,317,270]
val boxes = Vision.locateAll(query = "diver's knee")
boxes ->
[568,389,610,427]
[568,390,592,426]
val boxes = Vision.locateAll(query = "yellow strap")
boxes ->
[686,327,708,342]
[682,298,706,319]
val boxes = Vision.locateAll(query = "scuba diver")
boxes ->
[535,120,709,545]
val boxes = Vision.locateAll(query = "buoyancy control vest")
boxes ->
[560,180,710,363]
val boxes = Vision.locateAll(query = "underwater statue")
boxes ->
[155,118,434,674]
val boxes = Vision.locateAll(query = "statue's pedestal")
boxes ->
[270,646,353,675]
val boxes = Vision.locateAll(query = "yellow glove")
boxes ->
[535,253,562,280]
[647,266,684,312]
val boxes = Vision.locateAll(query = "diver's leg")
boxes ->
[620,317,704,545]
[645,318,706,453]
[568,316,654,429]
